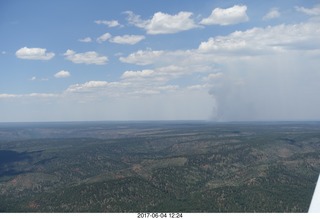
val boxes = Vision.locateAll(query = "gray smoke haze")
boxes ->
[209,54,320,121]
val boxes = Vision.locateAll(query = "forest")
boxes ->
[0,121,320,212]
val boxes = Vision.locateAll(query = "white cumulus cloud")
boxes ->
[120,68,169,84]
[126,11,199,34]
[295,4,320,16]
[78,37,92,43]
[198,37,247,53]
[119,49,165,65]
[94,20,121,27]
[27,93,58,98]
[198,21,320,55]
[200,5,249,25]
[263,8,281,20]
[65,81,131,95]
[15,47,55,60]
[54,70,71,78]
[120,64,212,85]
[64,50,108,65]
[110,35,145,45]
[0,93,19,99]
[97,33,112,43]
[66,81,109,92]
[121,69,155,79]
[0,93,58,99]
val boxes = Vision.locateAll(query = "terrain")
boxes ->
[0,121,320,212]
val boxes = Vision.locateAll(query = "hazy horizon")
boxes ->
[2,119,320,125]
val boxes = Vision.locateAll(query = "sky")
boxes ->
[1,0,320,122]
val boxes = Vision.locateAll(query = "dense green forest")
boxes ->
[0,121,320,212]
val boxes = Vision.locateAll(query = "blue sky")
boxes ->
[1,0,320,122]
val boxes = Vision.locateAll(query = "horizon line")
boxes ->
[1,119,320,125]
